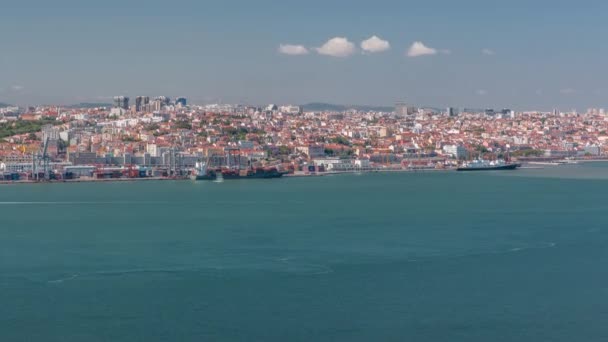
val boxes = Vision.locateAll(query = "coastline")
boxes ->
[1,168,453,185]
[3,160,606,185]
[0,176,177,185]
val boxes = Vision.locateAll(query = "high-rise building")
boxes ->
[447,107,456,117]
[135,96,150,112]
[175,97,187,107]
[155,96,171,106]
[148,96,170,112]
[113,96,130,110]
[395,102,416,117]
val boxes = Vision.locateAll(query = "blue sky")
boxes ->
[1,0,607,110]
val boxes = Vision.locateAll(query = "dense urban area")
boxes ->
[0,96,607,182]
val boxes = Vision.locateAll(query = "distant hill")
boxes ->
[66,102,112,109]
[302,102,394,112]
[0,102,13,108]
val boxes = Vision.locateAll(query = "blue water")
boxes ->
[2,164,608,341]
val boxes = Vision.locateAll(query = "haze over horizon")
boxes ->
[2,0,608,111]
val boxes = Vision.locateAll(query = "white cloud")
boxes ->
[476,89,488,96]
[10,85,24,91]
[560,88,576,94]
[316,37,356,57]
[439,49,452,55]
[407,41,438,57]
[278,44,309,56]
[482,48,495,56]
[360,35,390,53]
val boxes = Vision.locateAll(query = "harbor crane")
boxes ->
[31,137,51,181]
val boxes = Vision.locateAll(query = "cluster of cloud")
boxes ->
[407,41,437,57]
[279,37,497,59]
[278,35,392,58]
[360,36,391,53]
[278,44,309,56]
[316,37,356,57]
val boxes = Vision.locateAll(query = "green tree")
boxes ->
[278,146,292,155]
[331,136,351,146]
[174,121,192,130]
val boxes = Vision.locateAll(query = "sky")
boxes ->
[1,0,608,110]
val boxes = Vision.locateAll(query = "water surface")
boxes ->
[2,164,608,341]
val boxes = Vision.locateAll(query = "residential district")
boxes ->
[0,96,607,182]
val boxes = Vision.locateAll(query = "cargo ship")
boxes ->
[190,161,286,180]
[190,160,217,180]
[218,167,287,180]
[457,159,521,171]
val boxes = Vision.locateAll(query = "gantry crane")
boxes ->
[31,137,51,181]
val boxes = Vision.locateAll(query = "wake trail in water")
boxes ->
[403,242,560,264]
[47,274,79,284]
[0,201,170,205]
[40,257,334,285]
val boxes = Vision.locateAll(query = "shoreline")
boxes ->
[2,161,607,185]
[1,168,452,185]
[0,177,179,185]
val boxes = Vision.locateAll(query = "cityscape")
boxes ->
[1,97,607,182]
[3,1,608,341]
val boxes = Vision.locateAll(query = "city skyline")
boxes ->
[2,0,608,110]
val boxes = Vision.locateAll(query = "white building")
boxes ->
[295,145,325,158]
[443,145,468,159]
[147,143,160,157]
[279,105,301,115]
[354,159,371,169]
[313,158,355,171]
[110,107,126,116]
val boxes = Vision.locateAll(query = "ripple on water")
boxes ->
[41,256,334,285]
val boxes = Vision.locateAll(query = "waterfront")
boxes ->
[2,164,608,341]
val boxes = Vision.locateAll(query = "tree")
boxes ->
[121,136,139,142]
[0,119,60,139]
[145,123,160,131]
[331,136,351,146]
[278,146,291,155]
[174,121,192,130]
[475,145,489,153]
[512,149,543,157]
